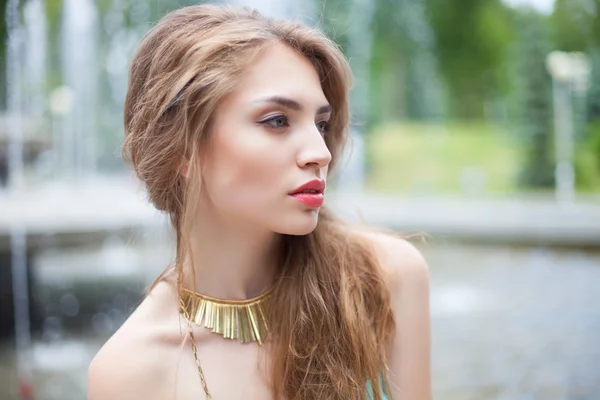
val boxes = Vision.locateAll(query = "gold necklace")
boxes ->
[179,287,274,399]
[179,286,274,345]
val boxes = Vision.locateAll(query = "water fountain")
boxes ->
[1,1,152,397]
[5,1,33,398]
[60,0,100,178]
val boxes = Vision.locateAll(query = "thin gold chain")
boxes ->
[187,322,212,399]
[177,270,211,398]
[178,274,273,399]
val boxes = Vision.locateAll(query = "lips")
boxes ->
[289,179,326,195]
[289,179,325,207]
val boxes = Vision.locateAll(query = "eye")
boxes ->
[316,120,330,135]
[259,115,289,129]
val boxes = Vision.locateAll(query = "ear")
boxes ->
[178,159,190,179]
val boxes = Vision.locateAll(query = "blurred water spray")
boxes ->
[6,0,34,398]
[23,0,46,118]
[6,0,23,190]
[60,0,100,178]
[339,0,374,193]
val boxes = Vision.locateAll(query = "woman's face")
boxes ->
[199,42,334,235]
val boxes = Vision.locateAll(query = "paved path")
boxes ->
[426,243,600,399]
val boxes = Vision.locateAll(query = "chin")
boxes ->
[275,211,320,236]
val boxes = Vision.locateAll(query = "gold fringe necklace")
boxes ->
[179,286,274,345]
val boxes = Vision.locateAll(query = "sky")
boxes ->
[502,0,555,14]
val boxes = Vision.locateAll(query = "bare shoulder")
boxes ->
[87,326,152,400]
[87,280,180,400]
[358,230,432,398]
[358,230,429,292]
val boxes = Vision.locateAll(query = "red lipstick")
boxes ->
[289,179,325,208]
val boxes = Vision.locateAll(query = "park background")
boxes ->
[0,0,599,399]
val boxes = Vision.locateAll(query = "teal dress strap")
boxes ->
[366,377,389,400]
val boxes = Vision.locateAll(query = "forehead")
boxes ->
[230,42,328,107]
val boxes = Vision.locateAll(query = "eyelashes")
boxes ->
[258,114,330,135]
[259,115,289,129]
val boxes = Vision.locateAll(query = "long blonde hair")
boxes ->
[122,5,394,399]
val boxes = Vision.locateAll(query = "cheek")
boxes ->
[204,127,288,209]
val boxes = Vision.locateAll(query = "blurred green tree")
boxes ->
[424,0,513,120]
[551,0,599,51]
[512,9,555,189]
[365,0,446,123]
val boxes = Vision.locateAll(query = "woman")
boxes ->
[88,4,430,400]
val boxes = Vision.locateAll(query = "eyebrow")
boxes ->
[257,96,332,115]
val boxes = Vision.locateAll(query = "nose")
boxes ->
[296,127,332,170]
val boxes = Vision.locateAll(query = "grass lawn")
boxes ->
[365,121,525,195]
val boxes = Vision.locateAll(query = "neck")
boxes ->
[181,205,282,300]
